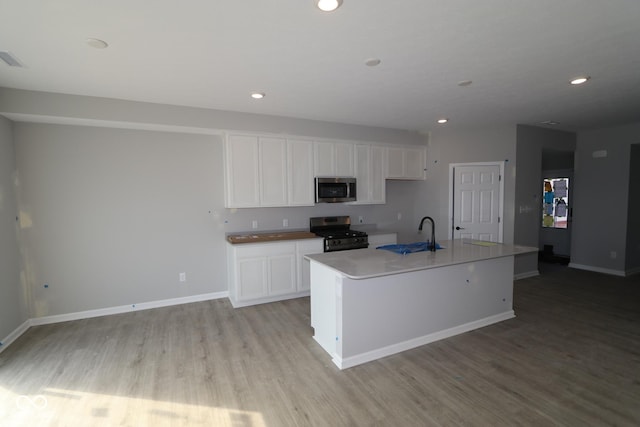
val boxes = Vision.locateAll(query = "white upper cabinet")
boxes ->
[259,137,288,206]
[225,134,315,208]
[224,134,425,208]
[287,139,315,206]
[403,147,426,179]
[386,146,426,180]
[353,144,386,204]
[314,141,355,177]
[370,145,387,202]
[224,135,260,207]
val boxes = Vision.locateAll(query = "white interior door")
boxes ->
[451,163,503,242]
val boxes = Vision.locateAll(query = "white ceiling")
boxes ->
[1,0,639,133]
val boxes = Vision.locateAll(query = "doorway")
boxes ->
[539,149,574,263]
[449,162,505,242]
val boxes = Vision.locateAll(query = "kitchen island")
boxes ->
[305,239,538,369]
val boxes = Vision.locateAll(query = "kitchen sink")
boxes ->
[376,242,444,254]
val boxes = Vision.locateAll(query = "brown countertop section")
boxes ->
[227,231,319,244]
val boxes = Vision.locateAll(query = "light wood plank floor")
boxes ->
[1,264,639,426]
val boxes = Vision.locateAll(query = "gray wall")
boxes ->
[2,88,427,318]
[0,87,424,146]
[572,122,640,274]
[514,125,576,274]
[14,87,636,320]
[415,125,517,244]
[15,124,226,316]
[0,116,26,340]
[626,144,640,273]
[11,122,422,318]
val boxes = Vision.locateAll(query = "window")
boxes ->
[542,177,569,229]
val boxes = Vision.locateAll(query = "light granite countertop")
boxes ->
[305,239,538,279]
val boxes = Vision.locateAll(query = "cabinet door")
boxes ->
[314,142,355,177]
[259,137,288,206]
[314,143,335,176]
[288,140,315,206]
[354,145,371,203]
[237,257,268,300]
[404,147,426,179]
[296,239,324,291]
[354,144,385,205]
[334,142,354,177]
[268,253,297,296]
[370,145,386,203]
[386,147,404,178]
[386,146,426,180]
[225,135,260,207]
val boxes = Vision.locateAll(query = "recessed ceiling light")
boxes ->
[251,92,265,99]
[570,76,590,85]
[86,38,108,49]
[365,58,381,67]
[437,118,449,124]
[540,120,560,126]
[457,80,472,87]
[316,0,343,12]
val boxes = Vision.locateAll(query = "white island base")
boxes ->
[307,241,536,369]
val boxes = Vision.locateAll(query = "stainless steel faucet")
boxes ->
[418,216,436,252]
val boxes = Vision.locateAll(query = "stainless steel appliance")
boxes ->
[310,216,369,252]
[315,177,357,203]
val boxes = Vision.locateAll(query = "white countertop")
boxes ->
[305,239,538,279]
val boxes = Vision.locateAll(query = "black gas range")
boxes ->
[310,216,369,252]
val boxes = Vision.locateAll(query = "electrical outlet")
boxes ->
[397,212,402,220]
[610,251,617,259]
[252,220,258,229]
[358,216,363,223]
[283,218,289,227]
[179,272,186,282]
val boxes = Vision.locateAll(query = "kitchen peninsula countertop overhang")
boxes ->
[305,239,538,279]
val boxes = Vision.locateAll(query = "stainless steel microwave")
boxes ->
[315,177,357,203]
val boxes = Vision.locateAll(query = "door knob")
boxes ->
[455,226,465,230]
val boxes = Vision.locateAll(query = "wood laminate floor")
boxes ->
[1,264,639,426]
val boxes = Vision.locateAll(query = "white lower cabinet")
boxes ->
[296,239,324,292]
[228,239,323,307]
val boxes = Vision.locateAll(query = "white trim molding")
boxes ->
[0,320,31,354]
[568,263,626,277]
[0,291,229,352]
[514,270,540,280]
[625,266,640,276]
[335,311,515,370]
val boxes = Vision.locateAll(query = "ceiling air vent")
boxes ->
[0,51,23,67]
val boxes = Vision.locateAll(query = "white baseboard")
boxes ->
[514,270,539,280]
[334,311,516,370]
[27,291,228,326]
[0,319,31,354]
[625,266,640,276]
[229,291,310,308]
[568,263,626,277]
